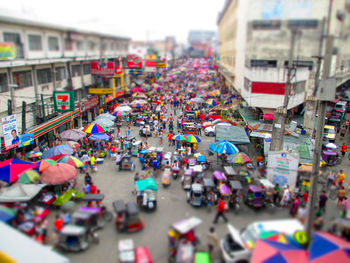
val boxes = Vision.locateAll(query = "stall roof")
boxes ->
[0,184,46,202]
[215,125,250,145]
[0,221,70,263]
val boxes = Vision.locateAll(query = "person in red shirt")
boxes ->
[341,143,348,157]
[213,198,228,224]
[54,214,64,233]
[90,184,98,194]
[168,133,173,146]
[303,191,309,205]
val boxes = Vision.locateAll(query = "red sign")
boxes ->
[116,65,124,74]
[251,82,287,95]
[145,61,157,67]
[127,54,143,69]
[115,90,125,98]
[85,95,99,111]
[91,61,115,75]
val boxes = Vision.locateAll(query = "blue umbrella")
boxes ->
[209,140,239,154]
[42,145,74,159]
[89,133,110,141]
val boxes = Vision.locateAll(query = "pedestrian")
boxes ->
[207,227,219,255]
[127,126,131,137]
[197,122,202,136]
[337,169,346,186]
[213,198,228,224]
[340,125,347,139]
[318,190,328,214]
[341,143,348,157]
[272,183,281,205]
[117,127,121,137]
[90,154,96,172]
[54,214,64,233]
[327,170,336,189]
[168,132,173,146]
[289,196,300,217]
[159,129,163,144]
[338,186,347,206]
[280,185,291,207]
[313,211,324,231]
[84,172,92,185]
[303,191,309,206]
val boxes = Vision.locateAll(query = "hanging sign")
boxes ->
[2,114,20,150]
[53,91,75,111]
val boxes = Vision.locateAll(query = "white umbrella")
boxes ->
[326,143,338,149]
[96,113,116,121]
[94,118,115,127]
[115,105,132,112]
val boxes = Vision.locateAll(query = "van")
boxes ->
[324,125,337,143]
[220,219,304,263]
[334,101,347,115]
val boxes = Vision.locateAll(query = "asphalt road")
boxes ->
[56,120,350,263]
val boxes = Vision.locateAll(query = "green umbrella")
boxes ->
[18,169,41,184]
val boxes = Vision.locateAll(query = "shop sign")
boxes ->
[0,42,16,60]
[80,95,99,112]
[53,91,75,111]
[145,61,157,67]
[89,88,113,94]
[116,65,124,75]
[127,54,143,69]
[158,62,167,68]
[145,67,157,73]
[145,54,157,60]
[2,114,20,150]
[129,69,143,76]
[91,61,115,75]
[18,133,34,148]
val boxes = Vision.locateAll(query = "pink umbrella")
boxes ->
[131,87,145,93]
[41,163,78,185]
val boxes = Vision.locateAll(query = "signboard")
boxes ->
[91,61,115,75]
[0,42,16,60]
[116,65,124,75]
[129,69,143,76]
[127,54,143,69]
[145,61,157,67]
[267,151,299,189]
[145,67,157,73]
[2,115,20,150]
[18,133,34,148]
[80,95,99,112]
[145,54,157,60]
[53,91,75,111]
[157,62,167,68]
[89,88,113,94]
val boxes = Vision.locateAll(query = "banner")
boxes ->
[91,61,115,75]
[89,88,113,94]
[2,115,20,150]
[18,133,34,148]
[53,91,75,111]
[0,42,16,60]
[127,54,143,69]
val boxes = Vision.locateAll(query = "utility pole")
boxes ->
[270,28,298,151]
[306,0,334,237]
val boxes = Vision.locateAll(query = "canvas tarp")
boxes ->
[0,184,46,202]
[215,125,250,145]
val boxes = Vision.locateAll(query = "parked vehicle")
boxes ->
[204,123,232,137]
[187,183,204,207]
[118,239,135,263]
[322,150,341,166]
[184,125,198,135]
[202,119,233,129]
[334,101,348,116]
[185,111,197,121]
[117,155,136,171]
[56,225,90,252]
[182,168,194,190]
[136,178,158,211]
[244,185,264,208]
[323,125,337,143]
[132,141,142,156]
[139,125,152,137]
[113,200,144,232]
[135,246,154,263]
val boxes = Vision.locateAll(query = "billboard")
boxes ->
[18,133,34,148]
[91,61,115,75]
[2,115,20,150]
[127,54,143,69]
[0,42,16,60]
[53,91,75,111]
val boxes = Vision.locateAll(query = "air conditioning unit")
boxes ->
[41,85,49,91]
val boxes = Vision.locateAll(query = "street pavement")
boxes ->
[55,119,350,263]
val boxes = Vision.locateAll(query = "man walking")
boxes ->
[318,191,328,215]
[213,198,228,224]
[197,122,202,136]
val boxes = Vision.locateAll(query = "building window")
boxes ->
[252,20,281,30]
[3,32,24,58]
[83,64,91,75]
[71,65,81,77]
[28,34,42,51]
[48,36,59,51]
[0,73,8,93]
[55,67,66,81]
[284,60,314,70]
[88,41,96,51]
[77,40,84,51]
[288,19,318,29]
[65,39,73,51]
[37,68,52,84]
[292,81,306,94]
[13,71,33,88]
[251,59,277,68]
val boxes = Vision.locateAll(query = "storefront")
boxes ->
[79,95,100,124]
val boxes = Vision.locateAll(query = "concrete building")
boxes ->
[188,30,216,57]
[217,0,350,119]
[0,14,130,148]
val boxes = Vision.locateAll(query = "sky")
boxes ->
[0,0,225,43]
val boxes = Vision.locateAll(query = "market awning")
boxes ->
[250,131,272,139]
[0,184,46,202]
[0,221,70,263]
[264,113,274,120]
[215,126,250,145]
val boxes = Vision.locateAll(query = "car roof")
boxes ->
[324,125,335,129]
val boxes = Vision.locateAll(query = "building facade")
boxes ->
[218,0,350,116]
[0,14,130,150]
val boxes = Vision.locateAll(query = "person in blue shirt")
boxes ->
[11,129,20,144]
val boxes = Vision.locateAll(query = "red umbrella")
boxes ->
[41,163,78,185]
[0,158,38,183]
[49,154,68,161]
[130,87,144,93]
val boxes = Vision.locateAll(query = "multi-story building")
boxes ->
[217,0,350,120]
[188,30,216,57]
[0,14,130,150]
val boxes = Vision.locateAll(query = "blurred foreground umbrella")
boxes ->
[0,207,17,222]
[95,113,116,121]
[35,159,57,172]
[41,163,78,185]
[209,140,239,155]
[25,150,42,159]
[59,129,86,141]
[58,156,85,168]
[0,158,38,183]
[89,133,110,141]
[94,118,114,127]
[18,169,40,184]
[42,145,73,159]
[185,135,201,143]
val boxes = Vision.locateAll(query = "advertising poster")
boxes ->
[2,115,20,150]
[53,91,75,111]
[18,133,34,148]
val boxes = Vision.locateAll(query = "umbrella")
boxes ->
[42,145,73,159]
[136,178,158,191]
[131,103,143,108]
[89,133,110,141]
[186,135,202,143]
[59,129,87,141]
[49,154,68,162]
[326,143,337,149]
[130,99,147,105]
[94,118,115,127]
[227,152,252,165]
[83,123,108,134]
[209,140,239,155]
[0,158,39,183]
[61,200,76,212]
[190,97,205,103]
[58,156,85,168]
[18,169,41,184]
[61,141,80,149]
[172,135,188,141]
[132,92,147,98]
[309,232,350,262]
[41,163,78,185]
[213,89,221,96]
[130,87,145,93]
[115,105,132,112]
[35,159,57,172]
[251,239,308,263]
[112,110,126,117]
[0,207,17,222]
[95,113,116,121]
[206,99,220,106]
[25,150,42,159]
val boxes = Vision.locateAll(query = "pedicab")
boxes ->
[56,225,90,252]
[136,178,158,211]
[113,200,144,232]
[187,183,204,207]
[182,168,194,190]
[162,152,173,166]
[188,157,197,167]
[162,167,172,187]
[118,239,135,263]
[117,154,136,171]
[322,150,341,166]
[136,246,154,263]
[202,178,218,208]
[228,180,243,210]
[132,140,142,156]
[244,185,264,208]
[197,155,211,171]
[219,184,231,198]
[172,160,182,180]
[212,170,227,189]
[79,206,112,229]
[168,217,202,262]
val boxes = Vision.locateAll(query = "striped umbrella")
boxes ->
[172,135,188,141]
[83,123,108,133]
[0,207,17,222]
[35,159,57,172]
[0,158,39,183]
[185,135,202,143]
[206,99,220,106]
[58,156,85,168]
[112,110,126,117]
[25,150,42,159]
[131,103,143,108]
[18,169,41,184]
[209,140,239,155]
